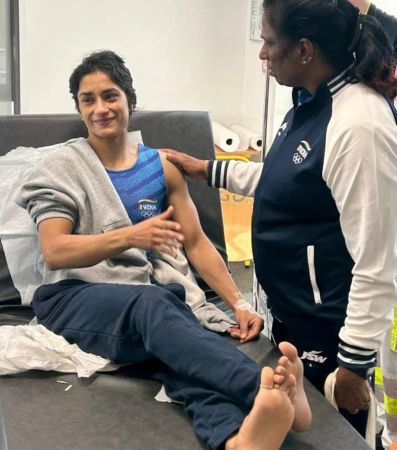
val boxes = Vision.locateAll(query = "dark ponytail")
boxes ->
[352,13,397,98]
[262,0,397,98]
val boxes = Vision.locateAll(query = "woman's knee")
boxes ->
[136,285,185,309]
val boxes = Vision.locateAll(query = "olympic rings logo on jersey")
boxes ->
[292,140,312,165]
[138,198,160,219]
[140,211,158,219]
[292,153,303,164]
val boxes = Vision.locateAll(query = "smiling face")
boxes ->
[259,12,304,88]
[77,70,130,143]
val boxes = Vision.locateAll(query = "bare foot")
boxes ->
[225,366,294,450]
[275,341,312,432]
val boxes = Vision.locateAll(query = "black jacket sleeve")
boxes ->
[368,4,397,56]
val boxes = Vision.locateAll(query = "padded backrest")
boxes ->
[0,111,227,305]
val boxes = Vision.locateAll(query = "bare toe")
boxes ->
[275,365,286,376]
[274,374,285,385]
[261,366,275,388]
[278,341,312,432]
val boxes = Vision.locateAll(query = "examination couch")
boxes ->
[0,112,370,450]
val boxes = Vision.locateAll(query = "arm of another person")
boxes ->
[323,105,397,413]
[347,0,370,13]
[165,149,263,197]
[161,154,263,342]
[37,206,184,270]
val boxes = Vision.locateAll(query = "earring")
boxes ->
[302,60,307,65]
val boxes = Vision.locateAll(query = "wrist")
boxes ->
[234,298,254,312]
[338,364,374,380]
[203,160,209,177]
[124,224,142,251]
[337,338,376,380]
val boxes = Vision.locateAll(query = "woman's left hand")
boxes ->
[227,310,264,343]
[334,366,371,413]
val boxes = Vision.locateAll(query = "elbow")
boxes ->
[44,256,62,271]
[46,261,61,271]
[42,247,64,271]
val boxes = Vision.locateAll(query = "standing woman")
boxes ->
[167,0,397,436]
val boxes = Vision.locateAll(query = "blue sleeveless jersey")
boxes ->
[106,144,166,224]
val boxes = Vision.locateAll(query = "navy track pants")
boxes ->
[32,279,261,449]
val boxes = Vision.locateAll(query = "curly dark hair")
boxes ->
[69,50,137,115]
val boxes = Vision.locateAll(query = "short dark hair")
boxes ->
[263,0,397,98]
[69,50,137,115]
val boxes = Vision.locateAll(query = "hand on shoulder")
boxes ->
[161,148,208,180]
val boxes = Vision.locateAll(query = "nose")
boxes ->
[259,44,269,61]
[94,98,109,115]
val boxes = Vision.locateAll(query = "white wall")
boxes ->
[14,0,397,133]
[239,1,267,134]
[372,0,397,15]
[19,0,261,128]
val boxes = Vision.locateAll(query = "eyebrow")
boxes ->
[78,88,119,98]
